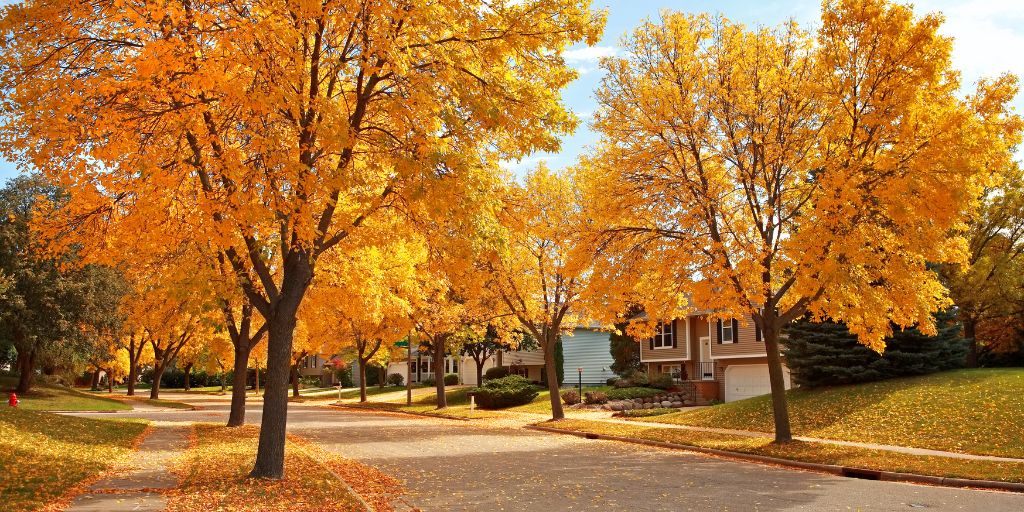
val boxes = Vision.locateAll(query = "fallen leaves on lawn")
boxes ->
[167,424,407,512]
[548,418,1024,483]
[638,369,1024,458]
[0,408,147,511]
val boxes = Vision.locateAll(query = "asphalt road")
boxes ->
[81,393,1024,512]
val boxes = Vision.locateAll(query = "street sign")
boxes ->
[394,340,409,348]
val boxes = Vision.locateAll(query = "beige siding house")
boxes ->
[640,314,792,402]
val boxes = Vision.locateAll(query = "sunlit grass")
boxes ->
[0,408,147,511]
[634,369,1024,458]
[545,418,1024,483]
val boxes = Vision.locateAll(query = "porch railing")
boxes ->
[696,361,715,381]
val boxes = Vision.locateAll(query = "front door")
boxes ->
[699,336,714,380]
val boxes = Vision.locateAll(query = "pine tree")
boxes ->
[609,321,642,375]
[784,310,968,388]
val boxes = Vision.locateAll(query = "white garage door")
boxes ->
[724,364,791,402]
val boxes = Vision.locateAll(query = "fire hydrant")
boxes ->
[9,392,19,407]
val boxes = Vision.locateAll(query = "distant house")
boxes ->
[495,327,616,386]
[639,312,792,402]
[296,354,339,387]
[386,347,491,386]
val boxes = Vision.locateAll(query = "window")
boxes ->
[661,364,682,382]
[510,366,528,378]
[652,321,674,349]
[444,358,459,374]
[718,319,735,344]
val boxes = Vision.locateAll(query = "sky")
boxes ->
[0,0,1021,182]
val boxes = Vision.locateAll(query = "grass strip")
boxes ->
[542,419,1024,484]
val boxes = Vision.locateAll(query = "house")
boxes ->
[386,347,491,386]
[640,313,792,402]
[494,327,616,386]
[297,354,339,386]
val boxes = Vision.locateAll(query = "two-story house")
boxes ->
[639,313,792,402]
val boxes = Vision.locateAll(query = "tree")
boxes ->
[488,167,591,420]
[609,312,642,376]
[1,0,603,479]
[784,310,967,387]
[0,175,126,392]
[582,2,1021,442]
[459,325,516,386]
[940,165,1024,366]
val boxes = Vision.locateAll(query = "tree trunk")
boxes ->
[90,369,101,391]
[15,348,36,394]
[254,363,260,395]
[150,361,166,400]
[378,366,386,389]
[249,265,307,480]
[107,369,114,393]
[184,363,193,392]
[476,359,485,387]
[542,336,564,420]
[291,365,300,398]
[433,348,447,409]
[126,363,138,396]
[964,317,979,368]
[763,324,793,443]
[358,359,368,402]
[227,342,252,427]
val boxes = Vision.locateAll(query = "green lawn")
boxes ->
[337,384,424,400]
[1,377,130,411]
[634,368,1024,458]
[118,395,195,409]
[544,419,1024,484]
[507,385,663,414]
[344,387,506,419]
[0,407,147,510]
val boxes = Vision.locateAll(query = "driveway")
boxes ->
[75,393,1024,511]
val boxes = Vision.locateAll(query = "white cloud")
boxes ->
[913,1,1024,89]
[561,45,619,63]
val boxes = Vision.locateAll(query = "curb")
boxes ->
[329,403,471,421]
[526,425,1024,493]
[289,440,373,512]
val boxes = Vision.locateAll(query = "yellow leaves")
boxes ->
[581,0,1022,353]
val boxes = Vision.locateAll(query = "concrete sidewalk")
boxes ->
[67,423,189,512]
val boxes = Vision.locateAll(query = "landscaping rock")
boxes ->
[661,401,672,407]
[671,401,683,407]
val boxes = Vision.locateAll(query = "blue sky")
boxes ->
[1,0,1021,182]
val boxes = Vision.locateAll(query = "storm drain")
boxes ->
[842,467,882,480]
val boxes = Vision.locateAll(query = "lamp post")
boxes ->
[577,367,583,398]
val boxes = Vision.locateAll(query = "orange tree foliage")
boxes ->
[0,0,604,477]
[487,166,591,420]
[581,1,1021,441]
[941,164,1024,364]
[302,220,421,401]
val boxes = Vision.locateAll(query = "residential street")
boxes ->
[72,393,1024,512]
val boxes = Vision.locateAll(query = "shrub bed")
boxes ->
[471,375,539,409]
[606,387,663,400]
